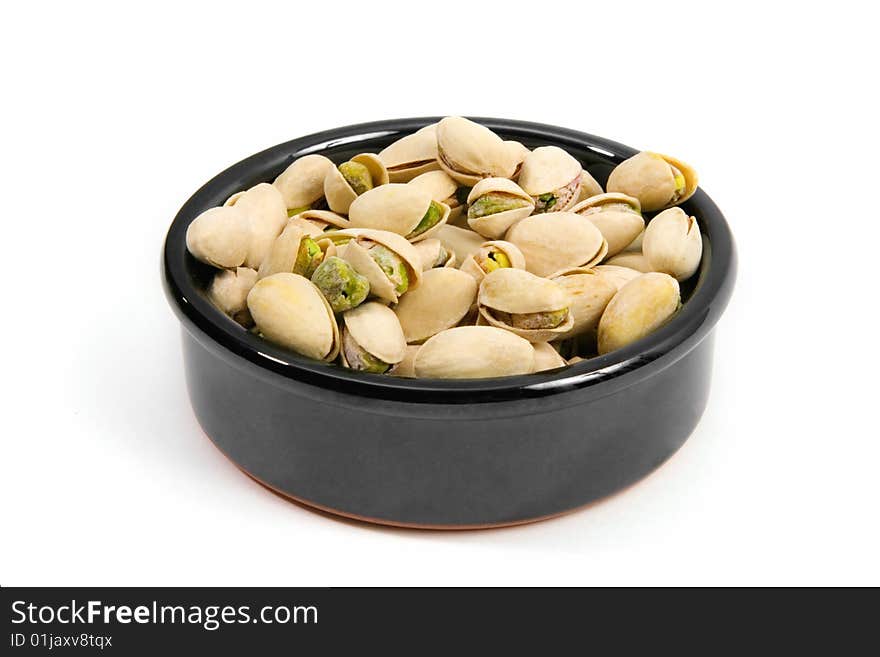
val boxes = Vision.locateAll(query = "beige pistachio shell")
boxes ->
[348,183,449,242]
[224,182,288,268]
[623,230,644,253]
[567,356,585,365]
[505,212,608,278]
[436,116,516,185]
[460,240,526,283]
[549,268,618,340]
[343,301,407,365]
[435,225,485,264]
[185,205,250,269]
[388,345,420,377]
[407,170,457,203]
[324,153,389,215]
[602,252,655,273]
[414,326,534,379]
[505,141,530,179]
[247,272,339,361]
[378,124,440,183]
[606,151,698,212]
[207,266,258,327]
[413,238,456,271]
[327,228,423,302]
[394,268,478,343]
[598,272,680,355]
[532,342,567,372]
[576,171,604,201]
[571,192,645,258]
[643,207,703,281]
[465,177,535,239]
[272,154,335,209]
[288,209,350,237]
[592,264,643,291]
[517,146,583,211]
[478,268,574,342]
[258,223,312,279]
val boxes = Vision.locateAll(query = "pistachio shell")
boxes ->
[247,272,339,361]
[532,342,567,372]
[435,225,484,264]
[571,192,645,258]
[407,170,457,203]
[465,177,535,239]
[460,240,526,283]
[642,207,703,281]
[224,182,288,268]
[394,268,478,343]
[602,252,655,273]
[592,264,643,291]
[436,116,516,185]
[185,205,250,269]
[288,209,350,236]
[378,124,440,182]
[505,212,608,278]
[328,228,422,303]
[343,301,407,365]
[207,266,258,327]
[414,326,534,379]
[567,356,585,365]
[273,154,335,209]
[478,268,574,342]
[505,140,530,179]
[324,153,389,214]
[606,151,698,212]
[388,345,420,377]
[257,223,315,279]
[518,146,582,195]
[348,183,449,241]
[577,171,604,201]
[549,268,618,340]
[412,238,456,271]
[623,230,644,253]
[597,272,680,355]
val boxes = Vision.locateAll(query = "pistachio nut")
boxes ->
[407,169,457,204]
[412,238,456,271]
[257,223,326,280]
[506,212,608,278]
[223,182,288,269]
[413,326,535,379]
[642,207,703,281]
[327,228,422,303]
[436,116,517,185]
[377,124,440,183]
[606,151,698,212]
[601,252,655,273]
[272,154,335,210]
[597,272,681,355]
[394,268,478,343]
[340,302,407,373]
[531,342,567,372]
[517,146,583,213]
[185,205,251,269]
[324,153,390,214]
[478,268,574,342]
[504,140,530,179]
[310,256,370,313]
[466,177,535,239]
[576,171,604,202]
[247,272,340,361]
[434,224,485,265]
[549,267,618,340]
[623,230,644,253]
[592,264,643,291]
[286,209,350,237]
[460,240,526,284]
[348,183,450,241]
[207,266,258,327]
[388,345,420,378]
[570,192,645,258]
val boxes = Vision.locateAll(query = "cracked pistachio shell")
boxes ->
[505,212,608,278]
[592,264,643,291]
[465,177,535,239]
[378,124,440,182]
[505,141,530,179]
[327,228,422,303]
[413,238,456,271]
[324,153,389,215]
[643,207,703,281]
[342,301,407,365]
[435,225,484,265]
[436,116,516,185]
[602,252,655,273]
[186,205,250,269]
[394,268,477,344]
[606,151,698,212]
[598,272,680,355]
[287,209,350,237]
[478,268,574,342]
[460,240,526,284]
[407,170,458,203]
[272,154,335,209]
[207,266,258,327]
[414,326,535,379]
[576,171,604,202]
[247,272,340,361]
[257,223,318,280]
[388,345,420,377]
[532,342,567,372]
[224,182,288,269]
[517,146,583,212]
[348,183,449,242]
[571,192,645,258]
[549,268,618,340]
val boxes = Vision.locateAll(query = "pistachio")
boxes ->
[506,212,608,278]
[341,328,391,373]
[570,192,645,258]
[466,177,534,239]
[409,200,444,238]
[388,345,420,378]
[293,237,323,278]
[310,256,370,313]
[207,266,258,327]
[597,272,680,355]
[368,244,409,295]
[378,124,440,183]
[460,240,526,284]
[532,342,567,372]
[185,205,250,269]
[550,268,618,340]
[327,228,422,303]
[258,223,325,280]
[592,264,643,291]
[642,207,703,281]
[436,116,517,185]
[341,302,407,372]
[606,151,698,212]
[338,161,373,195]
[517,146,583,213]
[602,252,655,273]
[413,326,535,379]
[224,182,288,269]
[469,193,531,219]
[394,268,477,343]
[349,184,449,242]
[478,268,574,342]
[413,238,455,271]
[273,154,335,210]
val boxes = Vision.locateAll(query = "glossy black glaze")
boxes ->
[163,118,736,527]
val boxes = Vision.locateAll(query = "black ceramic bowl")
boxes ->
[163,117,736,529]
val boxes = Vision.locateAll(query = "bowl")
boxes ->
[162,117,736,529]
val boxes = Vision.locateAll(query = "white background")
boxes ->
[3,1,878,586]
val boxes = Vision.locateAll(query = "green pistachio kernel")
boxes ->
[341,328,391,374]
[367,244,409,294]
[407,201,444,238]
[292,237,323,278]
[287,206,311,218]
[480,250,511,273]
[534,192,558,213]
[310,256,370,313]
[468,193,532,219]
[506,307,569,330]
[338,161,374,196]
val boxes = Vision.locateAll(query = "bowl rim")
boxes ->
[163,116,736,403]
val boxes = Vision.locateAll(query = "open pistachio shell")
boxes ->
[643,207,703,281]
[324,153,389,215]
[602,252,655,273]
[606,151,698,212]
[185,205,250,269]
[207,266,258,327]
[570,192,645,258]
[272,154,335,210]
[223,182,288,269]
[413,238,456,271]
[460,240,526,284]
[394,268,477,344]
[414,326,534,379]
[549,268,618,340]
[517,146,583,213]
[465,177,535,239]
[378,124,440,183]
[342,301,407,368]
[348,183,450,242]
[598,272,680,355]
[478,268,574,342]
[388,345,420,377]
[257,223,324,280]
[436,116,516,185]
[287,209,350,237]
[505,212,608,278]
[532,342,567,372]
[505,141,530,180]
[576,171,604,202]
[435,225,485,265]
[247,272,340,361]
[592,264,643,291]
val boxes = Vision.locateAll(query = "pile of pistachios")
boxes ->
[186,116,703,379]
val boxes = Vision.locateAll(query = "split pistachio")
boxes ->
[460,240,526,284]
[436,116,517,185]
[340,302,407,372]
[576,171,604,202]
[287,209,350,237]
[506,212,608,278]
[327,228,422,303]
[258,223,326,280]
[517,146,583,213]
[478,268,574,342]
[642,207,703,281]
[466,177,534,239]
[413,326,535,379]
[606,151,698,212]
[505,140,530,180]
[207,266,258,327]
[186,205,251,269]
[532,342,567,372]
[324,153,389,214]
[412,238,456,271]
[597,272,681,355]
[310,256,370,313]
[549,268,618,340]
[434,224,485,265]
[348,183,450,241]
[378,124,440,182]
[394,267,478,343]
[273,154,335,210]
[570,192,645,258]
